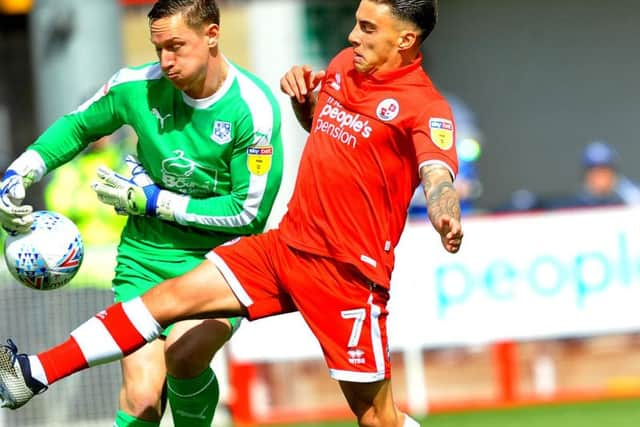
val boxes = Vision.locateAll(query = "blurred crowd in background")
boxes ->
[409,98,640,219]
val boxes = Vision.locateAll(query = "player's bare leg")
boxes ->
[118,340,167,424]
[142,260,246,325]
[339,379,419,427]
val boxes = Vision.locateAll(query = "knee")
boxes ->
[164,344,213,378]
[165,332,226,378]
[164,320,232,378]
[353,405,403,427]
[357,409,380,427]
[357,411,400,427]
[120,381,164,418]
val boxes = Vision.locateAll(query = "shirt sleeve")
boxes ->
[412,99,459,179]
[174,102,283,235]
[28,71,127,172]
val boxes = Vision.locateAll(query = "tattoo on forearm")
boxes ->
[421,166,461,223]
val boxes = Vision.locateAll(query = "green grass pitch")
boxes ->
[270,398,640,427]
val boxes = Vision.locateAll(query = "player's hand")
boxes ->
[435,215,463,254]
[0,170,35,234]
[280,65,326,103]
[92,155,160,217]
[91,155,184,222]
[92,164,150,216]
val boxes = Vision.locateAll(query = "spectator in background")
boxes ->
[496,141,640,213]
[571,141,640,207]
[494,188,546,213]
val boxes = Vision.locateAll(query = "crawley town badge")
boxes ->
[429,118,454,150]
[211,121,232,144]
[376,98,400,121]
[247,146,273,176]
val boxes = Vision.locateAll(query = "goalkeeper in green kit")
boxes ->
[0,1,283,426]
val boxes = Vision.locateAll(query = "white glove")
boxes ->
[0,170,34,233]
[91,155,187,222]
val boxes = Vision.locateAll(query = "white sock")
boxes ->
[28,355,49,386]
[403,414,420,427]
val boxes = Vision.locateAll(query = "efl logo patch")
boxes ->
[429,118,454,150]
[247,146,273,176]
[212,121,232,144]
[376,98,399,121]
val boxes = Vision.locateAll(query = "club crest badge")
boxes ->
[247,145,273,176]
[376,98,399,121]
[429,118,454,150]
[212,121,232,144]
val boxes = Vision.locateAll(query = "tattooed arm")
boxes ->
[420,164,464,253]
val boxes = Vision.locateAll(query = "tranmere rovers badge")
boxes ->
[212,120,232,144]
[247,146,273,176]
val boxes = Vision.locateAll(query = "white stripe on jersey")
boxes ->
[175,62,274,229]
[109,63,164,87]
[73,63,163,113]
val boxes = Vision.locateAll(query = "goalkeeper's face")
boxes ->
[149,12,219,95]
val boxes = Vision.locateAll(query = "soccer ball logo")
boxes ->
[3,210,84,290]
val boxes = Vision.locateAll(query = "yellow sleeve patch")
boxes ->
[429,118,454,150]
[247,146,273,176]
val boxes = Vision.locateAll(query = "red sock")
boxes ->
[37,337,88,384]
[36,300,160,384]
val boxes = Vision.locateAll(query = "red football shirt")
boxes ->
[279,48,458,287]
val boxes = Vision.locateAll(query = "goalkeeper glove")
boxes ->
[0,151,46,234]
[91,155,187,222]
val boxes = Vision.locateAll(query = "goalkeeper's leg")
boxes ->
[114,340,167,427]
[164,318,239,427]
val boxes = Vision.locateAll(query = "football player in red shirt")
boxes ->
[1,1,463,426]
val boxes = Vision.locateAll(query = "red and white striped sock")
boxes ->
[34,297,162,385]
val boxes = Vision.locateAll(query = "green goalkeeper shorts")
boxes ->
[112,248,242,337]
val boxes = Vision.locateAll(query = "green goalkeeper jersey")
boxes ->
[28,60,283,257]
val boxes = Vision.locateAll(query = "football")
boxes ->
[3,210,84,290]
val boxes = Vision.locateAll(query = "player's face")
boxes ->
[348,0,407,74]
[149,13,215,94]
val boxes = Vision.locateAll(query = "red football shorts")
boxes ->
[207,229,391,382]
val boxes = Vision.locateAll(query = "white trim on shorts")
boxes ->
[329,294,387,383]
[329,369,386,383]
[369,294,386,375]
[206,251,254,307]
